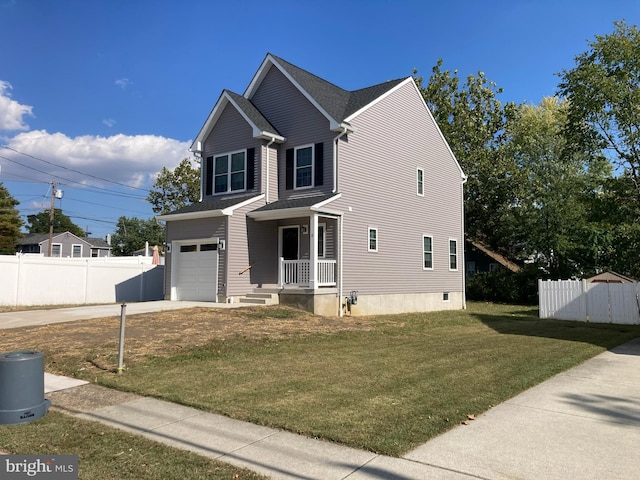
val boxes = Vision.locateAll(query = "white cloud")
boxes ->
[115,78,131,90]
[0,81,33,131]
[5,130,191,188]
[103,118,117,127]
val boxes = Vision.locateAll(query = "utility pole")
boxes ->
[47,182,63,256]
[48,182,56,256]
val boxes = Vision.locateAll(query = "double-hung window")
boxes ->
[368,227,378,252]
[295,145,313,189]
[449,239,458,271]
[51,243,62,257]
[72,244,82,258]
[214,150,246,194]
[417,168,424,196]
[423,235,433,269]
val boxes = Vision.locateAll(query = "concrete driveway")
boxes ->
[0,301,243,330]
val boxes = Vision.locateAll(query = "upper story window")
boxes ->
[449,239,458,271]
[417,168,424,196]
[214,150,246,194]
[368,227,378,252]
[205,148,254,197]
[295,145,313,189]
[286,142,324,190]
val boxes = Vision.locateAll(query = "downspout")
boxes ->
[190,142,204,202]
[265,137,276,203]
[333,127,349,193]
[461,174,468,310]
[338,213,344,317]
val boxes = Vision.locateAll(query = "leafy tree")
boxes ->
[558,20,640,197]
[0,182,23,254]
[147,158,200,215]
[26,209,85,237]
[415,60,520,250]
[505,97,611,277]
[110,216,164,256]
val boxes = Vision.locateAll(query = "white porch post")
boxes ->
[309,213,318,289]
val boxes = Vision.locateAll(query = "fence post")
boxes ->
[538,279,545,318]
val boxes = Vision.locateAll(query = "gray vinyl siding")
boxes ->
[226,199,278,296]
[250,66,335,198]
[332,81,464,295]
[202,103,262,199]
[164,217,227,296]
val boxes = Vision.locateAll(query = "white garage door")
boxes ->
[175,241,219,301]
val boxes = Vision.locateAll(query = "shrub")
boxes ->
[466,265,541,305]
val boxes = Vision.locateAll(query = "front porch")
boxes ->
[280,258,337,287]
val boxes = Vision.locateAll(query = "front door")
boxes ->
[281,227,299,260]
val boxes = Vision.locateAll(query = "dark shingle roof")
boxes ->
[269,54,407,122]
[161,194,262,217]
[225,90,282,136]
[16,233,49,245]
[17,232,111,248]
[87,238,111,248]
[251,194,339,212]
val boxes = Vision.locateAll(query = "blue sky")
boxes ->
[0,0,638,240]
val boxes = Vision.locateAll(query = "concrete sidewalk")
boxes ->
[0,300,245,329]
[42,338,640,480]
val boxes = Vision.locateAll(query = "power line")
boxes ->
[1,145,151,193]
[0,154,148,199]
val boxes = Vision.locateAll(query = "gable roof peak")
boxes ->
[246,53,410,127]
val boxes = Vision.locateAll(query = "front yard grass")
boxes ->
[73,302,640,457]
[0,411,266,480]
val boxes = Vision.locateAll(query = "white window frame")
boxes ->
[318,223,326,258]
[51,243,62,257]
[422,235,433,270]
[417,167,424,196]
[449,238,458,271]
[72,244,83,258]
[213,149,246,194]
[368,227,378,252]
[294,144,314,190]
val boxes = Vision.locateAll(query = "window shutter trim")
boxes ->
[246,147,255,190]
[205,156,213,196]
[286,148,294,190]
[314,142,324,186]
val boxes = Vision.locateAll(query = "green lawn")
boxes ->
[0,411,266,480]
[80,302,640,456]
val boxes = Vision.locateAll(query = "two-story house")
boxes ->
[157,53,466,316]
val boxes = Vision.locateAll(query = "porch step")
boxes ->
[238,293,279,305]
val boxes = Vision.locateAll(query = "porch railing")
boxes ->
[280,258,336,287]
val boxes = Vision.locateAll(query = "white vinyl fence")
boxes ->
[0,255,164,307]
[539,279,640,324]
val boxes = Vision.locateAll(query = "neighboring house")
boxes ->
[157,53,466,316]
[16,232,112,258]
[465,238,521,276]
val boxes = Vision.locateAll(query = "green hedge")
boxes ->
[466,265,541,305]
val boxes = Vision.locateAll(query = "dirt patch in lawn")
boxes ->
[0,306,384,376]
